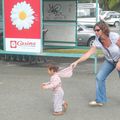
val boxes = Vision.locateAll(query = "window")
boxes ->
[77,8,96,18]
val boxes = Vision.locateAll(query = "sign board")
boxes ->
[44,1,76,21]
[4,0,42,53]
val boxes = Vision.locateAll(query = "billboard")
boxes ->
[4,0,42,53]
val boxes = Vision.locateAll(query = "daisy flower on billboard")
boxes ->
[10,1,35,30]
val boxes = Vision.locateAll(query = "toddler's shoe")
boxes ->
[63,101,68,112]
[53,112,64,116]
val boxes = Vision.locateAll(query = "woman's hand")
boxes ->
[116,60,120,71]
[70,61,78,69]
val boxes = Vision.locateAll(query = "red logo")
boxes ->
[10,40,36,48]
[10,41,17,48]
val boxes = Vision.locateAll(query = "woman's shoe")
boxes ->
[89,101,103,106]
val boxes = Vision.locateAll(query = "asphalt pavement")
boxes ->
[0,57,120,120]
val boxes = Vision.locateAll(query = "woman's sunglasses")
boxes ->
[94,29,101,32]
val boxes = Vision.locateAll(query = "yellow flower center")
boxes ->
[19,11,27,20]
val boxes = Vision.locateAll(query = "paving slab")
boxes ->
[0,57,120,120]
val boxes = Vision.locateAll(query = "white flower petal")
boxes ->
[10,1,35,30]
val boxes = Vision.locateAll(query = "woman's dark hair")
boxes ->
[48,64,59,72]
[93,20,110,36]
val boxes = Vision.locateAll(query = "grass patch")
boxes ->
[44,48,103,57]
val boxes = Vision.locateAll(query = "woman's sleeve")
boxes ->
[110,32,120,43]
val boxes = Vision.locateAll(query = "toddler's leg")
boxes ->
[53,91,64,116]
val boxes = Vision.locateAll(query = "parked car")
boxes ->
[104,13,120,27]
[77,24,95,46]
[100,11,119,20]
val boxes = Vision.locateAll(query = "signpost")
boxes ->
[4,0,42,53]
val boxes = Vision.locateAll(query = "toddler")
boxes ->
[41,64,73,116]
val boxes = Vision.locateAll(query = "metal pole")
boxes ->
[96,0,99,22]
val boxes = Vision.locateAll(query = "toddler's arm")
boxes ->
[40,82,50,89]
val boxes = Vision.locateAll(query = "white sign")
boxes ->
[44,1,76,20]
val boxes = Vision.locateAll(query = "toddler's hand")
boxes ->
[40,83,46,89]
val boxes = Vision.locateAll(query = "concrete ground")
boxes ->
[0,57,120,120]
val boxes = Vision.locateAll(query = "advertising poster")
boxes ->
[4,0,42,53]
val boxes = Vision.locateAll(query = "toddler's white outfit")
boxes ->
[44,66,73,112]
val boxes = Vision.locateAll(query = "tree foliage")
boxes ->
[78,0,120,11]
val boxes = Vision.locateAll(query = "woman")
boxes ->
[71,21,120,106]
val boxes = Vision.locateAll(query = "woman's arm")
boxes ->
[116,37,120,47]
[116,37,120,71]
[116,59,120,71]
[71,46,97,68]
